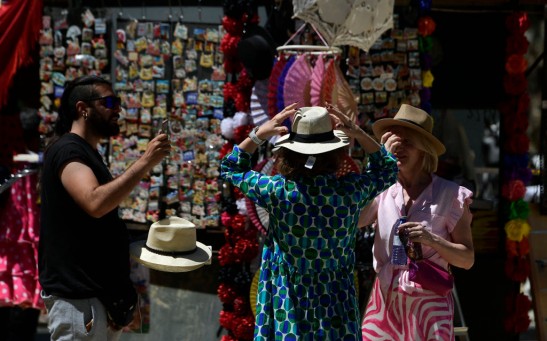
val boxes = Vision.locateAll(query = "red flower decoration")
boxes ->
[237,68,254,92]
[504,255,530,282]
[505,54,528,75]
[417,16,436,36]
[235,92,251,112]
[218,243,234,266]
[506,33,529,55]
[233,238,259,263]
[231,213,247,231]
[505,12,530,34]
[224,57,243,74]
[503,292,532,333]
[217,282,239,304]
[221,211,234,227]
[222,16,244,35]
[502,179,526,201]
[503,133,529,154]
[233,187,244,199]
[233,296,250,316]
[220,34,241,58]
[506,237,530,257]
[232,315,255,340]
[502,111,528,134]
[503,73,527,96]
[233,124,253,144]
[223,82,238,102]
[219,141,234,160]
[221,336,237,341]
[219,310,236,330]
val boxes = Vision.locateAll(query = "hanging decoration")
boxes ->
[217,1,260,340]
[292,0,395,53]
[416,0,434,113]
[499,11,532,335]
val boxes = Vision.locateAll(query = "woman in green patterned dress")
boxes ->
[220,103,398,340]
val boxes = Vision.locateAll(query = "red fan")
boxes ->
[309,55,326,106]
[334,62,358,124]
[283,55,312,109]
[336,154,361,177]
[320,58,336,106]
[246,158,276,235]
[267,56,289,119]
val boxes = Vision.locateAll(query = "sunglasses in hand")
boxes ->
[398,228,423,261]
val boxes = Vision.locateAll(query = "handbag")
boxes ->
[408,259,454,296]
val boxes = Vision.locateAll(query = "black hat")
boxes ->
[237,24,276,80]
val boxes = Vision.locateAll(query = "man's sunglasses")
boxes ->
[86,95,122,109]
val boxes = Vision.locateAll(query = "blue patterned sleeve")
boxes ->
[219,144,273,207]
[360,145,398,199]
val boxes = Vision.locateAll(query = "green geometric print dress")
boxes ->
[220,145,398,341]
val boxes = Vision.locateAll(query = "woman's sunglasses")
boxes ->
[86,95,122,109]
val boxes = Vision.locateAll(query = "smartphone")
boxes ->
[161,119,169,138]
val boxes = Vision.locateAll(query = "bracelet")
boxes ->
[248,126,266,145]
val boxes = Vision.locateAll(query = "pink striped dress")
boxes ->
[361,175,472,341]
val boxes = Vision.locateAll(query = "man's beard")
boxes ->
[87,109,120,137]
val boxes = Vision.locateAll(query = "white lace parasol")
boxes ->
[292,0,395,52]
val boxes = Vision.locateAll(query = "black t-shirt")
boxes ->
[39,133,131,298]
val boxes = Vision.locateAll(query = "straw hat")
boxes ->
[273,106,349,155]
[372,104,446,155]
[130,216,212,273]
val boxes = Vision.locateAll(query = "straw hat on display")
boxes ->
[130,216,212,272]
[372,104,446,156]
[273,106,349,155]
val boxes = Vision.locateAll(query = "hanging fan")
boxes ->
[275,56,296,130]
[250,79,269,126]
[246,158,276,235]
[334,62,359,124]
[283,55,312,109]
[267,56,289,119]
[320,58,336,107]
[336,154,361,177]
[309,55,326,106]
[250,270,260,317]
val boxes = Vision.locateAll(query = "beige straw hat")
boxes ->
[130,216,212,273]
[372,104,446,155]
[273,106,349,155]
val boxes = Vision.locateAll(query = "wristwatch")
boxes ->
[249,126,266,145]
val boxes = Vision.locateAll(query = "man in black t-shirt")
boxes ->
[39,75,171,340]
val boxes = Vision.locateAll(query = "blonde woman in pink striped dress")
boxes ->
[360,105,474,341]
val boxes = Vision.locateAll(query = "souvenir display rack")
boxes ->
[345,13,425,125]
[111,18,226,227]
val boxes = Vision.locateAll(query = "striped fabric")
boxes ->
[362,274,455,341]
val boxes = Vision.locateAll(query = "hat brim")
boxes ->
[372,119,446,156]
[272,130,349,155]
[129,240,212,273]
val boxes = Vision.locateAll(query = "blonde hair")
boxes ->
[410,132,438,173]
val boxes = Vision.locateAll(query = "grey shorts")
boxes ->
[40,291,123,341]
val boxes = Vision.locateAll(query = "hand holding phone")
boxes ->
[161,119,169,138]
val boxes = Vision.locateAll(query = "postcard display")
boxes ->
[112,19,225,228]
[346,14,424,123]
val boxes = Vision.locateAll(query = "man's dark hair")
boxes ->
[55,75,111,136]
